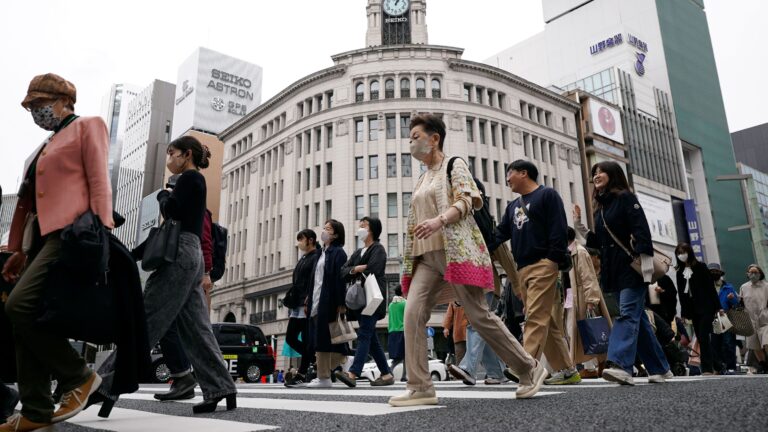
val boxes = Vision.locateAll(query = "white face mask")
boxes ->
[321,231,331,243]
[409,138,431,158]
[677,254,688,263]
[749,273,760,283]
[356,228,369,240]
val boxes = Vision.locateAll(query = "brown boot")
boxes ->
[580,369,599,379]
[52,372,102,422]
[0,414,51,432]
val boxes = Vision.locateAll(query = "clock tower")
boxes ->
[366,0,428,47]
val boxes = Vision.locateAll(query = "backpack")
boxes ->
[446,157,496,250]
[209,219,228,283]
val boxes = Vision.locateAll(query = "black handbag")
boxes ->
[141,219,181,271]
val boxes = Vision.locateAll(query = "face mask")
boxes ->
[321,231,331,243]
[677,254,688,263]
[356,228,369,239]
[31,105,60,131]
[749,273,760,283]
[409,138,431,157]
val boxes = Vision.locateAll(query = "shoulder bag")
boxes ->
[726,300,755,337]
[600,209,671,283]
[141,218,181,271]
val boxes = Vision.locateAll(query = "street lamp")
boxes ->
[716,173,768,271]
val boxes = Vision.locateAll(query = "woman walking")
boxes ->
[674,243,720,375]
[305,220,349,388]
[91,136,237,415]
[740,264,768,373]
[574,161,671,385]
[390,114,545,407]
[336,217,394,387]
[2,74,111,431]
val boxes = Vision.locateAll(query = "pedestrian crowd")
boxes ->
[1,76,767,431]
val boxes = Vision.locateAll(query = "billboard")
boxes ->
[172,47,263,140]
[588,98,624,144]
[637,192,677,246]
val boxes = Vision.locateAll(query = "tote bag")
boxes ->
[576,311,611,355]
[329,315,357,344]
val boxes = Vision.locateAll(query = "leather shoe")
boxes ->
[154,373,197,401]
[0,386,19,424]
[0,414,51,432]
[192,394,236,414]
[52,372,102,422]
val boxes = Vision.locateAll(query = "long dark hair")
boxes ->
[591,161,630,208]
[168,136,211,169]
[325,219,345,247]
[674,242,697,270]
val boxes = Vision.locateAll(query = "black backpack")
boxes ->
[209,215,228,283]
[446,157,496,249]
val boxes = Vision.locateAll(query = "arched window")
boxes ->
[370,80,380,100]
[400,78,410,98]
[416,78,426,98]
[355,83,364,102]
[431,79,441,98]
[385,79,395,99]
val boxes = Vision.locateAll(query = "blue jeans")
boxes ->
[349,314,391,376]
[159,321,192,377]
[459,325,504,379]
[607,285,669,375]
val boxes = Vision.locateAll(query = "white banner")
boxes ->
[636,192,677,246]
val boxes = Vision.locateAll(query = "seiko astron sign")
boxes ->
[171,47,263,140]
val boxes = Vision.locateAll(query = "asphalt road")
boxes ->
[27,375,768,431]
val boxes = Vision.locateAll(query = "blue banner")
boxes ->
[683,199,705,262]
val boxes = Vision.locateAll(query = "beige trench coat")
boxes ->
[568,243,613,364]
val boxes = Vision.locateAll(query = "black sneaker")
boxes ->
[285,373,307,388]
[447,364,476,385]
[502,368,520,383]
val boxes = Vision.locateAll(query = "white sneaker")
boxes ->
[663,370,674,379]
[306,378,332,388]
[388,389,438,407]
[602,367,635,386]
[516,361,548,399]
[648,374,666,384]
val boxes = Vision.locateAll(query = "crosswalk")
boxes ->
[32,376,747,431]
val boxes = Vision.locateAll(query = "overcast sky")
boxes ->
[0,0,765,194]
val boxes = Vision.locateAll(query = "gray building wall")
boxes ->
[1,193,18,241]
[732,123,768,174]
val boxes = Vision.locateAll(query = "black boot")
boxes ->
[154,373,197,401]
[192,393,236,414]
[0,385,19,424]
[84,391,115,418]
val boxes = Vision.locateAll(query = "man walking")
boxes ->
[491,160,580,385]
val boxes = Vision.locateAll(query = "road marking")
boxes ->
[37,406,276,432]
[137,387,562,399]
[120,393,445,416]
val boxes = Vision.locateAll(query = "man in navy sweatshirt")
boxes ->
[491,160,579,385]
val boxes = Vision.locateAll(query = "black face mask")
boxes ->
[710,273,722,282]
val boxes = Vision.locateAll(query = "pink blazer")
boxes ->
[8,116,114,253]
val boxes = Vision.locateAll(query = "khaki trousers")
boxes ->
[519,258,573,372]
[405,251,536,392]
[315,352,346,379]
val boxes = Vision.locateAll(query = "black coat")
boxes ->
[285,248,320,309]
[586,190,653,293]
[341,242,388,321]
[307,245,349,353]
[676,261,720,320]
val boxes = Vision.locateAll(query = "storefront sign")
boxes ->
[683,199,705,262]
[637,192,678,246]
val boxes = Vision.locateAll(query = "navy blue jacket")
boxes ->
[586,190,653,292]
[492,185,568,270]
[307,245,348,353]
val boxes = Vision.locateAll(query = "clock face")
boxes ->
[383,0,409,16]
[598,107,616,136]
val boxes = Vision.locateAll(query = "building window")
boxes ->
[463,85,471,102]
[385,79,395,99]
[296,135,302,158]
[431,79,441,98]
[493,161,500,184]
[476,87,483,104]
[355,157,364,180]
[401,154,412,177]
[490,123,497,147]
[387,193,397,217]
[355,195,364,220]
[326,125,333,148]
[355,119,364,142]
[295,171,301,194]
[386,115,396,139]
[468,156,476,177]
[370,80,380,100]
[466,118,474,142]
[501,125,508,149]
[387,154,397,177]
[326,162,332,185]
[550,142,556,163]
[400,114,410,138]
[562,117,568,134]
[304,204,309,228]
[369,194,379,218]
[496,198,503,223]
[315,164,321,188]
[416,78,426,98]
[481,158,489,182]
[327,91,334,108]
[305,168,310,191]
[400,78,410,98]
[369,155,379,179]
[295,208,300,232]
[479,120,486,144]
[315,128,321,151]
[369,117,379,141]
[314,202,320,227]
[388,234,398,257]
[325,199,332,221]
[355,82,364,102]
[402,192,412,217]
